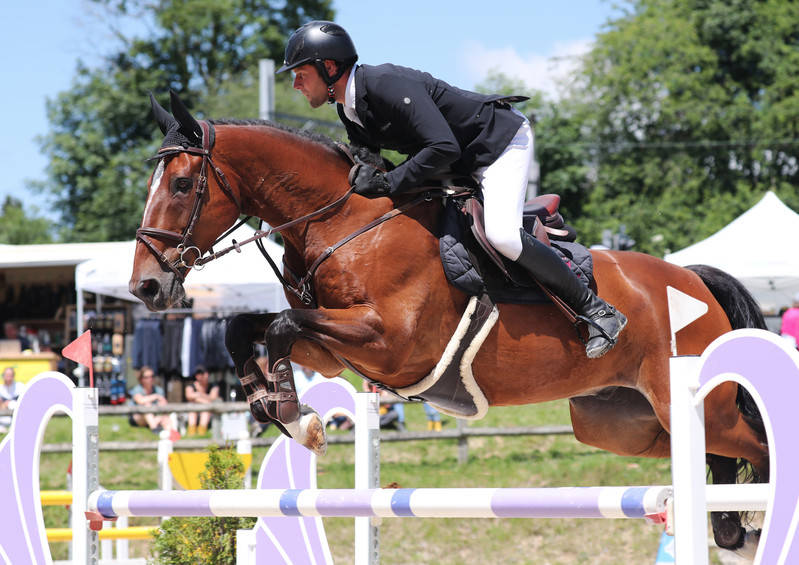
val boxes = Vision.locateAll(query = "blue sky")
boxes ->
[0,0,620,218]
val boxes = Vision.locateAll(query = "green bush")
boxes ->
[149,445,256,565]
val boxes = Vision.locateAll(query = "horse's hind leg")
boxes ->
[569,388,671,457]
[707,454,750,551]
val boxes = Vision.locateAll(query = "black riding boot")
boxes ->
[515,229,627,358]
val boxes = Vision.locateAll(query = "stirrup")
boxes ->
[575,312,619,346]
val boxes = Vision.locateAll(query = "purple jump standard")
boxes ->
[89,486,670,520]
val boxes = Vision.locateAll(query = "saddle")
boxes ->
[394,192,596,419]
[439,192,594,305]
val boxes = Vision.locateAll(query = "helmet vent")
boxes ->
[320,23,345,36]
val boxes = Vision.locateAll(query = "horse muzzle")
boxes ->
[129,272,186,311]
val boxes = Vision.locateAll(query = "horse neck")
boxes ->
[216,125,353,249]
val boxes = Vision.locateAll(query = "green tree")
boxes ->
[536,0,799,254]
[475,70,595,221]
[0,197,54,244]
[37,0,334,242]
[150,445,255,565]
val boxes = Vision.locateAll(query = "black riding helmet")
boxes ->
[277,21,358,86]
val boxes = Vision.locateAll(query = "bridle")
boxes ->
[136,121,240,281]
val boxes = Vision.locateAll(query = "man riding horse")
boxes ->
[278,20,627,358]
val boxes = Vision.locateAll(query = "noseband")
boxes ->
[136,121,239,281]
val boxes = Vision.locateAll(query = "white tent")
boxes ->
[664,191,799,313]
[75,224,290,313]
[0,240,132,269]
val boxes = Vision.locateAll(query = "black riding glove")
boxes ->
[352,163,392,197]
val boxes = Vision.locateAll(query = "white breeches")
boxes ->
[473,114,534,261]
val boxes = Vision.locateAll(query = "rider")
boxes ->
[277,21,627,358]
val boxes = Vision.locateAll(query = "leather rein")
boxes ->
[136,120,438,307]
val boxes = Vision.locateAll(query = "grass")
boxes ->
[19,395,733,564]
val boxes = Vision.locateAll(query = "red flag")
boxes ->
[62,330,94,387]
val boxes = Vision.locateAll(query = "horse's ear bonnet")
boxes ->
[150,90,203,149]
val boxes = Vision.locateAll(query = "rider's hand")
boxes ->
[351,162,392,197]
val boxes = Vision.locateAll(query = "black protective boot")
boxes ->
[515,229,627,358]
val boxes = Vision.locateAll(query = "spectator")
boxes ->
[129,366,177,437]
[0,367,25,433]
[363,382,405,431]
[184,365,219,436]
[424,403,443,431]
[294,363,326,395]
[3,322,30,351]
[291,364,354,431]
[780,293,799,349]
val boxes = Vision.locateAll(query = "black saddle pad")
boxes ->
[439,198,594,304]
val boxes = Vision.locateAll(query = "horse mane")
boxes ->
[209,118,389,168]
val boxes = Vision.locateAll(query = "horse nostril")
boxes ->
[136,278,160,299]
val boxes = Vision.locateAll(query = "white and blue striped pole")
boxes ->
[89,485,670,520]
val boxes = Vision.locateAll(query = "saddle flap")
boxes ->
[464,198,512,278]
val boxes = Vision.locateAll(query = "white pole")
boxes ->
[236,529,257,565]
[237,436,253,489]
[158,434,174,492]
[115,515,130,560]
[526,116,538,200]
[75,281,86,387]
[355,392,380,565]
[259,59,275,121]
[71,387,100,564]
[669,356,709,565]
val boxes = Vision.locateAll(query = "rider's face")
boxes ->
[292,65,328,108]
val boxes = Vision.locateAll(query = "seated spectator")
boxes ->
[293,364,353,431]
[363,382,405,431]
[3,322,30,351]
[184,365,219,436]
[129,366,177,437]
[0,367,25,433]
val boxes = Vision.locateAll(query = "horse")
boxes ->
[130,91,767,554]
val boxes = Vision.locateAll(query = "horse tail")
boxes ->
[686,264,767,332]
[686,264,766,482]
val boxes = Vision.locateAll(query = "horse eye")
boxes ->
[172,177,193,194]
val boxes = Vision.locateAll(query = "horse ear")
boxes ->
[169,89,203,146]
[149,92,177,135]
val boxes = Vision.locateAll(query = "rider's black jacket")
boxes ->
[336,63,527,194]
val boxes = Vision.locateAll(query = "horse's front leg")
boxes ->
[259,305,392,454]
[227,311,331,455]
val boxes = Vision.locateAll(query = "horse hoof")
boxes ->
[284,405,328,456]
[711,516,746,550]
[300,410,327,457]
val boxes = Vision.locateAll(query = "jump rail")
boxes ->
[88,485,670,520]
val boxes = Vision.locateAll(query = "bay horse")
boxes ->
[130,91,766,554]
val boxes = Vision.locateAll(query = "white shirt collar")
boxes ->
[342,65,363,127]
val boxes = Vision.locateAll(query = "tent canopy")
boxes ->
[75,225,289,312]
[0,240,132,269]
[664,191,799,313]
